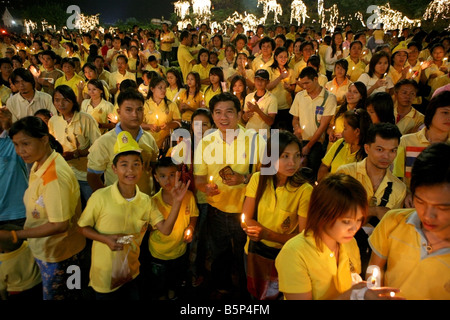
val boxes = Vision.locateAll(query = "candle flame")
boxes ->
[390,291,395,297]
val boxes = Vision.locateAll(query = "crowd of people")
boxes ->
[0,19,449,301]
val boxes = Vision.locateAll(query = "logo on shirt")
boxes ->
[281,216,291,231]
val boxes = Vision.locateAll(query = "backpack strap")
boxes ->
[379,182,393,207]
[331,140,345,164]
[314,89,329,128]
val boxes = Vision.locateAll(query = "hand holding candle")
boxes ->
[241,213,248,229]
[366,265,381,289]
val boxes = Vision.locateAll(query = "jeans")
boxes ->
[79,180,93,208]
[190,203,209,277]
[207,205,247,295]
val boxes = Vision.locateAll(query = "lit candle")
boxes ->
[114,115,118,121]
[233,91,236,95]
[444,57,448,63]
[366,265,381,289]
[209,175,214,185]
[390,291,395,298]
[332,126,336,130]
[186,228,191,236]
[155,114,159,126]
[260,64,263,68]
[352,66,355,71]
[241,213,248,228]
[383,73,388,78]
[409,68,412,73]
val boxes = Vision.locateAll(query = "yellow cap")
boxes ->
[114,131,142,156]
[392,41,409,54]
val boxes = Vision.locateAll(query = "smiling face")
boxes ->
[345,84,362,106]
[112,153,143,187]
[212,100,240,134]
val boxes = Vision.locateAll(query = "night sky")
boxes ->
[71,0,175,24]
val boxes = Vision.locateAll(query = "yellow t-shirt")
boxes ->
[24,151,86,262]
[268,67,296,110]
[244,172,313,251]
[252,55,274,73]
[394,105,424,135]
[193,126,266,213]
[54,74,85,100]
[322,138,359,174]
[0,241,42,293]
[149,189,199,260]
[325,78,352,105]
[203,86,222,112]
[177,44,195,82]
[143,98,181,148]
[165,87,183,103]
[275,231,361,299]
[336,158,407,209]
[345,56,366,83]
[78,182,164,293]
[192,63,214,91]
[369,209,450,300]
[160,31,175,52]
[0,84,11,105]
[87,125,159,196]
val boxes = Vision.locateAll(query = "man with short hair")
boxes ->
[108,55,136,101]
[194,92,266,299]
[106,37,124,73]
[87,89,158,196]
[290,66,337,179]
[5,68,56,124]
[252,37,275,73]
[177,30,196,82]
[34,50,64,96]
[94,55,111,84]
[393,79,424,135]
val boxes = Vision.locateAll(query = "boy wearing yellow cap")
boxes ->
[78,132,191,300]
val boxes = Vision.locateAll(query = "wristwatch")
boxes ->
[243,174,250,184]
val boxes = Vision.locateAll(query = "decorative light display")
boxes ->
[76,13,100,32]
[290,0,309,26]
[257,0,283,24]
[423,0,450,22]
[376,3,421,33]
[174,0,191,20]
[24,19,37,34]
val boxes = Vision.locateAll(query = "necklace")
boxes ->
[423,228,448,253]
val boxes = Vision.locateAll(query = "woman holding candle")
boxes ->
[325,59,352,106]
[165,68,184,103]
[388,45,410,85]
[420,43,449,99]
[357,51,394,96]
[178,71,203,129]
[324,32,345,81]
[81,63,110,102]
[0,116,86,300]
[49,85,102,206]
[142,75,181,153]
[228,53,255,91]
[242,130,313,300]
[327,82,367,146]
[267,47,296,132]
[275,173,401,300]
[80,79,115,134]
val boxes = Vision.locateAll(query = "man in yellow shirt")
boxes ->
[337,123,406,273]
[177,30,196,83]
[160,23,175,65]
[393,79,424,135]
[193,92,266,299]
[87,89,159,196]
[108,55,136,102]
[368,143,450,300]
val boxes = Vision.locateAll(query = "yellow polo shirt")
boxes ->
[325,78,352,105]
[193,126,266,213]
[345,56,366,83]
[336,158,406,209]
[78,182,164,293]
[244,172,313,251]
[275,231,361,299]
[54,74,85,100]
[143,98,181,148]
[0,241,42,293]
[0,84,11,105]
[48,111,101,181]
[394,105,424,135]
[166,87,183,103]
[369,209,450,300]
[87,124,159,196]
[322,138,359,173]
[80,98,115,133]
[160,31,175,52]
[252,55,274,73]
[149,189,199,260]
[289,87,337,142]
[268,67,296,110]
[24,151,86,262]
[243,90,278,139]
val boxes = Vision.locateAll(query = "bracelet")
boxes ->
[11,230,18,244]
[350,287,368,300]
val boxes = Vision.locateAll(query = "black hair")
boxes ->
[11,68,35,88]
[270,46,290,70]
[299,66,318,81]
[259,37,275,50]
[394,78,419,93]
[154,156,177,171]
[366,92,395,124]
[197,48,210,64]
[335,58,349,73]
[209,92,241,113]
[61,57,76,68]
[9,116,63,154]
[368,51,390,78]
[343,108,372,161]
[335,81,367,120]
[166,67,184,89]
[34,108,53,119]
[116,54,128,63]
[424,91,450,129]
[119,79,138,92]
[87,79,106,99]
[112,150,143,166]
[41,50,56,60]
[365,122,402,145]
[306,55,321,70]
[410,143,450,196]
[117,88,144,107]
[53,85,81,113]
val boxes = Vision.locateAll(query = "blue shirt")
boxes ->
[0,130,28,221]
